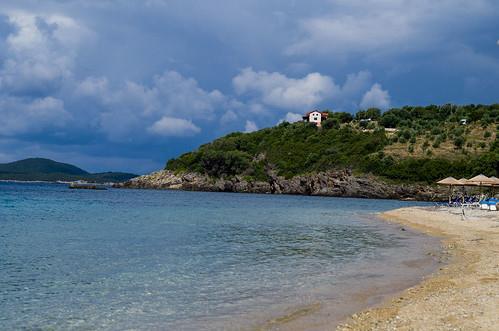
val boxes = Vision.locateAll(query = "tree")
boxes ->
[356,108,381,120]
[332,112,354,123]
[322,118,340,130]
[380,113,400,128]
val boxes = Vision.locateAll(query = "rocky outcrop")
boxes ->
[116,169,447,201]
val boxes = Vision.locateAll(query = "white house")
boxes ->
[302,110,329,127]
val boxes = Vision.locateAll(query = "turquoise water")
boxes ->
[0,182,435,330]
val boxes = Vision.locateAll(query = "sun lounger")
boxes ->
[480,199,489,210]
[488,199,498,211]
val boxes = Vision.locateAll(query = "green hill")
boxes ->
[0,158,137,183]
[0,158,88,176]
[166,104,498,183]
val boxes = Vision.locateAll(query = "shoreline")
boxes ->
[253,208,443,331]
[337,206,499,330]
[117,169,447,201]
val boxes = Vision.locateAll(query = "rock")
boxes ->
[114,169,447,201]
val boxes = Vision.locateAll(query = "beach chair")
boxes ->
[488,198,498,211]
[462,197,473,208]
[449,197,462,207]
[480,199,489,210]
[472,196,480,208]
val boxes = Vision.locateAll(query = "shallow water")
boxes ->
[0,182,438,330]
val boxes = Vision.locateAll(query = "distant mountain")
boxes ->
[0,158,137,183]
[0,158,88,176]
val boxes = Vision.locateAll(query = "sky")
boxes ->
[0,0,498,173]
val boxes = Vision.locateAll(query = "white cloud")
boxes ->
[244,120,258,133]
[0,11,91,95]
[248,103,267,114]
[86,71,228,141]
[106,71,226,120]
[286,1,496,57]
[340,71,372,98]
[220,110,238,124]
[75,77,110,99]
[148,116,201,137]
[286,12,414,56]
[360,83,391,110]
[151,71,226,119]
[232,68,387,113]
[281,112,303,123]
[0,96,70,136]
[233,67,338,110]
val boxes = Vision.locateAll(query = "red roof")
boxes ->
[303,110,329,118]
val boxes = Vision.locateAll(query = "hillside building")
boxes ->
[302,110,329,127]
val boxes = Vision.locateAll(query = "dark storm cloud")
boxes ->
[0,0,497,172]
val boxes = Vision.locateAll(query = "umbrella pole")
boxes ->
[449,185,451,204]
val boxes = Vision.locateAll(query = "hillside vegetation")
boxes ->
[0,158,137,183]
[166,104,498,183]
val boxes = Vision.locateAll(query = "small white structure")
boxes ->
[460,119,467,125]
[302,110,329,127]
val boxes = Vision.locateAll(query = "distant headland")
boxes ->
[119,104,498,201]
[0,158,137,183]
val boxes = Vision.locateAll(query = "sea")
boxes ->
[0,182,440,330]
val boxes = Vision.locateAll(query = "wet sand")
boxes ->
[338,207,499,331]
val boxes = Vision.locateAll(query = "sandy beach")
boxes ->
[337,206,499,331]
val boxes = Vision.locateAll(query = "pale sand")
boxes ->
[337,207,499,331]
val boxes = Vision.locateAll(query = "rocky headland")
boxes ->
[116,169,447,201]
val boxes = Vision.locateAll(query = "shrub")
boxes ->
[400,130,412,140]
[322,118,340,130]
[430,127,441,135]
[453,136,465,149]
[200,150,251,177]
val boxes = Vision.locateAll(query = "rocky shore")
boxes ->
[116,169,446,201]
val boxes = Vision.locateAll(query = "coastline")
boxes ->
[117,169,447,201]
[337,206,499,330]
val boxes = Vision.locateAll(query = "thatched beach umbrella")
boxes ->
[437,177,461,186]
[489,176,499,196]
[489,176,499,186]
[468,174,495,196]
[458,178,470,185]
[437,177,461,203]
[468,174,495,187]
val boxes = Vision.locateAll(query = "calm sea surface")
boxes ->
[0,182,437,330]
